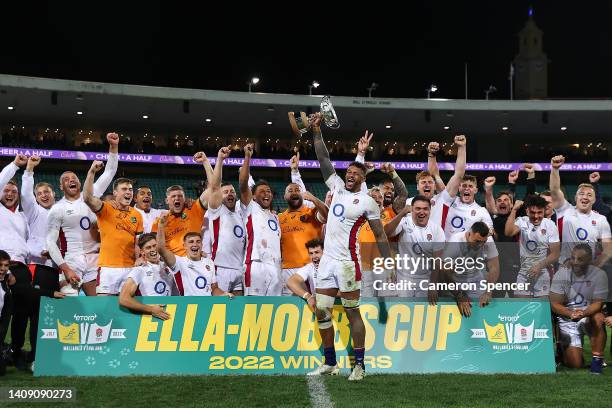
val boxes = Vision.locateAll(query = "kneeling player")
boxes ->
[119,234,174,320]
[286,239,323,310]
[156,216,232,297]
[505,195,560,298]
[550,244,608,373]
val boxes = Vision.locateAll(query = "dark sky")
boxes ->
[2,2,611,99]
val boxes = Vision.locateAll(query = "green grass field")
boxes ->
[2,330,611,408]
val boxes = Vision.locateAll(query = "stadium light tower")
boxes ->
[367,82,379,97]
[309,81,320,95]
[248,77,260,93]
[426,84,438,99]
[485,85,497,100]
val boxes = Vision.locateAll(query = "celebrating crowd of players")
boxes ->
[0,113,611,378]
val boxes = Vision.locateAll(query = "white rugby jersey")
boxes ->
[443,232,499,280]
[21,171,53,266]
[406,192,443,225]
[558,208,611,262]
[392,216,445,275]
[127,261,172,296]
[134,206,164,234]
[46,153,118,265]
[440,190,493,239]
[551,265,608,315]
[0,162,28,264]
[241,200,281,268]
[514,217,559,271]
[169,255,217,296]
[324,174,380,262]
[207,204,246,270]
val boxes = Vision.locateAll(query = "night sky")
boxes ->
[2,1,611,99]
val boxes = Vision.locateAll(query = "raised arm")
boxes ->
[0,154,26,200]
[504,200,523,237]
[156,215,176,268]
[444,135,467,197]
[239,144,254,206]
[192,150,215,208]
[427,142,445,193]
[589,172,611,218]
[483,176,497,215]
[206,146,230,210]
[93,132,119,198]
[21,156,42,220]
[549,155,566,208]
[290,151,314,209]
[83,161,105,213]
[381,163,408,213]
[312,113,335,182]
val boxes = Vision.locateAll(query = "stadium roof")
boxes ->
[1,74,612,138]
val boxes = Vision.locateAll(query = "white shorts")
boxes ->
[316,254,361,293]
[63,253,99,283]
[514,269,551,297]
[244,261,281,296]
[558,317,591,349]
[216,266,243,293]
[97,266,133,294]
[281,268,300,296]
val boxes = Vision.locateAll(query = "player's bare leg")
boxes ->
[308,287,339,376]
[342,289,366,381]
[82,280,97,296]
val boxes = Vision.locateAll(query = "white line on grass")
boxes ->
[307,376,334,408]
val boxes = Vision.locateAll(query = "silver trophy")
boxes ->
[288,95,340,137]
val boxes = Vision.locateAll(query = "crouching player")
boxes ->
[286,239,323,311]
[550,244,608,373]
[156,215,232,297]
[119,233,174,320]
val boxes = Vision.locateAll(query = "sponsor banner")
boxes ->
[0,147,609,171]
[35,297,555,376]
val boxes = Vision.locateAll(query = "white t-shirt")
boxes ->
[392,216,446,275]
[127,262,172,296]
[440,190,493,239]
[550,265,608,319]
[169,255,217,296]
[324,174,380,261]
[558,208,612,262]
[47,197,101,258]
[241,200,281,268]
[514,217,560,271]
[207,204,246,270]
[443,232,499,280]
[134,207,164,234]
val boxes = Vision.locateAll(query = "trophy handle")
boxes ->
[288,111,311,137]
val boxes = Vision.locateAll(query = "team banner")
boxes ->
[35,297,555,376]
[1,146,610,171]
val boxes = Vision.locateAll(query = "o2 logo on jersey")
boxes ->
[450,216,464,229]
[332,203,345,222]
[268,219,279,231]
[576,228,588,241]
[195,276,208,289]
[79,216,91,230]
[154,281,167,294]
[233,225,244,238]
[526,240,538,252]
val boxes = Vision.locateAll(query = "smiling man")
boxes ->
[46,132,120,296]
[133,185,163,233]
[83,161,143,295]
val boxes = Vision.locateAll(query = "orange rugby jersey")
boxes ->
[96,203,143,267]
[152,199,206,256]
[279,206,323,269]
[358,207,393,270]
